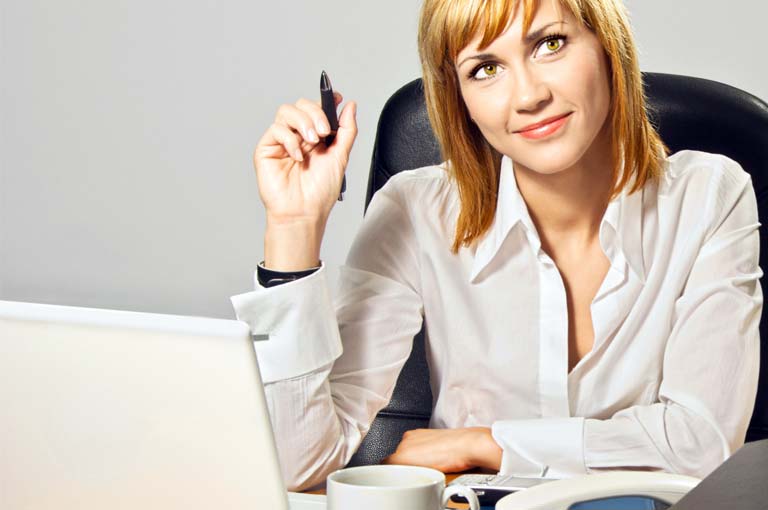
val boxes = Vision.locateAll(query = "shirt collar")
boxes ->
[469,155,646,284]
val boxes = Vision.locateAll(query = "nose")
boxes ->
[511,65,552,113]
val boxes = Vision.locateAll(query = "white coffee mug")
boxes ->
[326,464,480,510]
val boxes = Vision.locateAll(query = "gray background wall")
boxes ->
[1,0,766,319]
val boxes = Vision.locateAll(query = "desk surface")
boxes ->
[307,442,768,510]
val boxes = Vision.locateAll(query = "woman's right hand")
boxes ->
[254,94,357,271]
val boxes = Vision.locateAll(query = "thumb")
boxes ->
[332,101,358,159]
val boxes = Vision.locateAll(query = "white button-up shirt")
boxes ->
[231,150,762,491]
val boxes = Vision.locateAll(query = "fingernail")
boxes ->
[293,149,303,161]
[307,128,319,143]
[316,120,330,135]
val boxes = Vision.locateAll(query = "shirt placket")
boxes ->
[537,248,571,418]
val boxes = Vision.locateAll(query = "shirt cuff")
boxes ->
[230,264,342,383]
[257,261,321,288]
[492,417,587,478]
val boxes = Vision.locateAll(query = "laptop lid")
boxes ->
[0,300,289,510]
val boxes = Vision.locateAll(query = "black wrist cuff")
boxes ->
[257,263,320,288]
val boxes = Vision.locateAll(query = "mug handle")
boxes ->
[442,485,480,510]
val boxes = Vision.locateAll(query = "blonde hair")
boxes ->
[417,0,667,252]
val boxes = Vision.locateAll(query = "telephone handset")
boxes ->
[495,471,701,510]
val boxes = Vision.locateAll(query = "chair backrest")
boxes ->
[347,72,768,466]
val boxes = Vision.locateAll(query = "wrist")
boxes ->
[264,216,325,271]
[466,427,503,471]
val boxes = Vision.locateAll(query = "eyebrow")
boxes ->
[457,21,568,68]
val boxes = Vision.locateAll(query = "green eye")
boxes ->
[535,35,567,58]
[472,63,500,81]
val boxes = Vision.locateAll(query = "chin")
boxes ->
[505,145,589,176]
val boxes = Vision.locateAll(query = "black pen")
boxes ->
[320,70,345,201]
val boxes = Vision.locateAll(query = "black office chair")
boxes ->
[347,73,768,466]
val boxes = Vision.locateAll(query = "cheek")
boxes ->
[462,83,509,129]
[573,50,611,121]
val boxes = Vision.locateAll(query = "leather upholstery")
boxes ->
[347,73,768,466]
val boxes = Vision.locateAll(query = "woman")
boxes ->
[233,0,761,491]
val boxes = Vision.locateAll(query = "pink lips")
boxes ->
[515,112,572,140]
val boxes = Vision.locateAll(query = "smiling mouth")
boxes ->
[515,112,572,140]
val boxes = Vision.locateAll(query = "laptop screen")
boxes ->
[0,300,289,510]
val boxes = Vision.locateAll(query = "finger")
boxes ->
[275,103,321,144]
[266,123,306,162]
[255,125,289,160]
[334,91,343,106]
[295,97,335,137]
[258,130,316,162]
[332,101,358,157]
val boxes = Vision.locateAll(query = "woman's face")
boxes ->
[455,1,611,176]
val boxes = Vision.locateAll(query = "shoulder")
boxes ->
[661,150,752,200]
[365,162,460,246]
[376,163,454,200]
[658,150,757,234]
[371,162,458,217]
[347,163,455,284]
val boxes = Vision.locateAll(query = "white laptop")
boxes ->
[0,300,325,510]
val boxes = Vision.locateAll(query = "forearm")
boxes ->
[491,398,748,479]
[584,401,739,478]
[232,269,364,490]
[232,263,424,488]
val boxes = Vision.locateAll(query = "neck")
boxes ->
[513,137,614,251]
